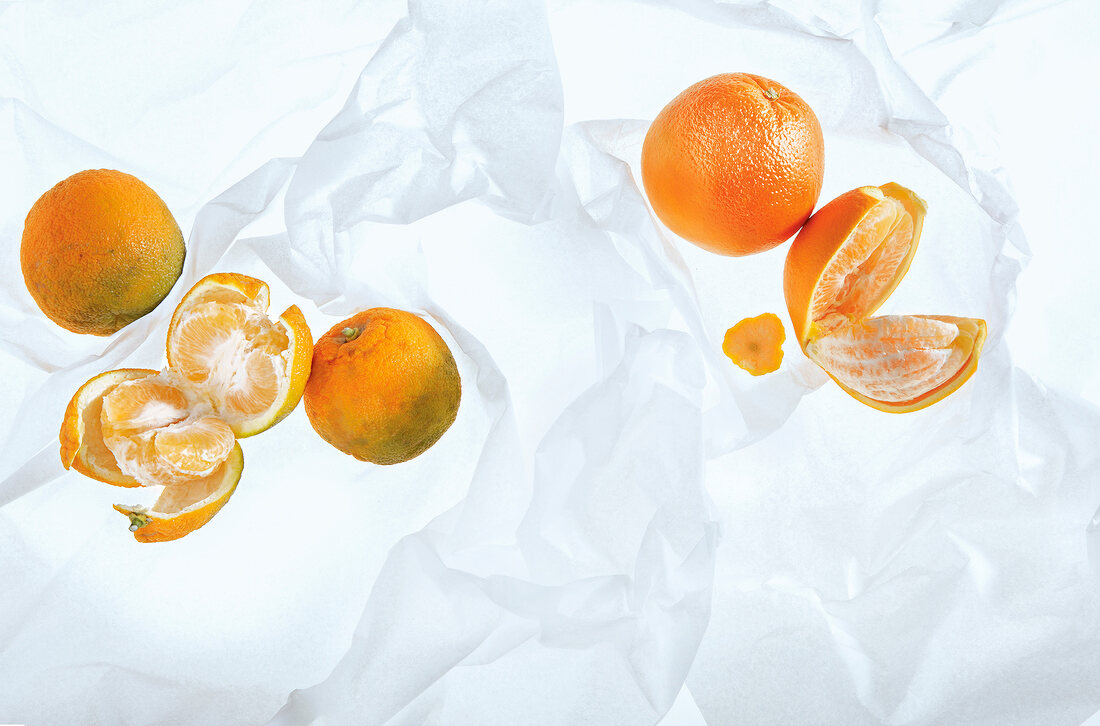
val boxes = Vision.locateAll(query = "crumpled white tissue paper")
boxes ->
[2,0,1099,724]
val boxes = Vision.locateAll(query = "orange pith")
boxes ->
[60,272,312,541]
[641,73,824,257]
[784,183,986,412]
[723,313,785,376]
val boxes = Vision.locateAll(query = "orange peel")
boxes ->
[723,313,785,376]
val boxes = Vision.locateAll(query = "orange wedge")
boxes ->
[60,272,312,541]
[784,183,987,413]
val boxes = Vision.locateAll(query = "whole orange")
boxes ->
[304,308,461,465]
[20,169,185,336]
[641,73,825,256]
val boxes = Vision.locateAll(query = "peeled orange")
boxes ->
[784,183,987,412]
[60,273,312,541]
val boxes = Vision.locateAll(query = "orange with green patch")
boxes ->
[305,308,461,465]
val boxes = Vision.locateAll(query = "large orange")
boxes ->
[305,308,461,465]
[60,272,313,541]
[21,169,185,335]
[641,73,825,256]
[784,183,987,413]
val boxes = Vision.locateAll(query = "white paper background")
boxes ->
[2,1,1099,724]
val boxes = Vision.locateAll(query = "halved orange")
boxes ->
[784,183,986,413]
[60,272,312,541]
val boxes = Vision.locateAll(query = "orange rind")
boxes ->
[784,183,986,413]
[113,443,243,543]
[723,313,785,376]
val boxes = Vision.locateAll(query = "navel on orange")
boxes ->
[21,169,185,336]
[784,183,987,412]
[60,273,312,541]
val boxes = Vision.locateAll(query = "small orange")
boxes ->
[723,313,785,376]
[21,169,185,335]
[60,272,312,541]
[305,308,461,465]
[784,183,987,412]
[641,73,825,256]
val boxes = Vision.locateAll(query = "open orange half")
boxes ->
[784,183,987,413]
[60,272,312,541]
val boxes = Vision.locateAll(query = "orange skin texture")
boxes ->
[21,169,185,335]
[305,308,461,465]
[723,313,786,376]
[827,316,986,414]
[642,73,825,257]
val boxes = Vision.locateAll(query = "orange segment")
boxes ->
[809,196,913,333]
[100,377,190,439]
[784,182,985,413]
[723,313,785,376]
[60,369,157,487]
[113,442,243,543]
[807,315,986,409]
[168,302,250,384]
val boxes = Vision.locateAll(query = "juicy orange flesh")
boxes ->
[154,418,235,474]
[150,455,232,514]
[807,315,971,403]
[78,391,136,482]
[100,377,236,487]
[811,197,913,335]
[169,301,289,424]
[723,313,785,376]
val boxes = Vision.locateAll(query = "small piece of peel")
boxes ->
[723,313,785,376]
